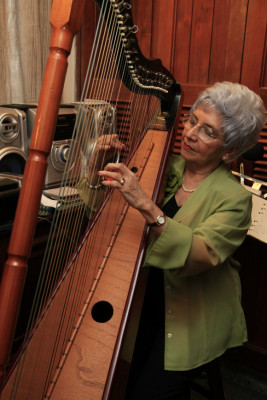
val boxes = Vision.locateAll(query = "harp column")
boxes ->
[0,0,85,387]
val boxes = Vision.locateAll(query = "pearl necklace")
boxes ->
[181,182,197,193]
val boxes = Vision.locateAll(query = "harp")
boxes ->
[0,0,182,398]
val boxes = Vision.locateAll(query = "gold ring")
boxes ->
[119,176,125,186]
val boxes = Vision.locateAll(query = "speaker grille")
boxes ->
[0,113,19,142]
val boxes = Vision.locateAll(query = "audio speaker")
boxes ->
[0,107,28,175]
[27,101,117,189]
[73,100,117,177]
[27,107,79,188]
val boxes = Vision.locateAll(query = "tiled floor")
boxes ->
[191,360,267,400]
[221,360,267,400]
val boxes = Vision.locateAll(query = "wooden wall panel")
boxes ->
[223,0,248,84]
[131,0,153,59]
[209,0,248,84]
[79,0,267,90]
[241,0,267,92]
[262,40,267,87]
[77,0,98,99]
[150,0,176,71]
[173,0,193,82]
[187,0,214,83]
[208,0,232,83]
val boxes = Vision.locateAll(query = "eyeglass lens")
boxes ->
[182,115,219,142]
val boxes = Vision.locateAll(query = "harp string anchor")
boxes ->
[122,25,138,38]
[111,0,131,12]
[118,14,130,25]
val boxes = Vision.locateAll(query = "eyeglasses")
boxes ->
[182,113,224,142]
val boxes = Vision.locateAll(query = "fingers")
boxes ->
[97,163,149,210]
[99,169,121,183]
[110,134,126,150]
[103,162,124,172]
[98,134,126,152]
[97,163,129,188]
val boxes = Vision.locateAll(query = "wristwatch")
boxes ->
[148,213,167,227]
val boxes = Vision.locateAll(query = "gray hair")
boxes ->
[191,82,266,161]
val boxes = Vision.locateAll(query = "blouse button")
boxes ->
[167,309,173,315]
[167,333,173,339]
[166,285,171,290]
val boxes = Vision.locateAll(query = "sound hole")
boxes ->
[91,301,114,323]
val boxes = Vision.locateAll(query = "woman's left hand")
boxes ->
[98,162,167,234]
[97,162,151,211]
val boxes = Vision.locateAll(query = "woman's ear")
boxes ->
[222,147,240,162]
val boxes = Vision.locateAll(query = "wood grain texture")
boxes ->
[241,0,267,90]
[187,0,214,83]
[173,0,194,83]
[50,130,168,400]
[150,0,176,72]
[208,0,232,83]
[79,0,267,93]
[1,129,169,400]
[223,0,248,83]
[131,0,153,59]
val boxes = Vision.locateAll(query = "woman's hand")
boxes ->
[85,134,125,182]
[97,162,151,210]
[93,134,125,167]
[97,162,168,234]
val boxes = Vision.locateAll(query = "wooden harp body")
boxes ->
[0,0,182,398]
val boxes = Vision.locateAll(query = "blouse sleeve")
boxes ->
[143,188,252,276]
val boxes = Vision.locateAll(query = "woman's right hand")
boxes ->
[91,134,126,169]
[83,134,126,186]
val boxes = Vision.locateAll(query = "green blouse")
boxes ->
[143,155,251,370]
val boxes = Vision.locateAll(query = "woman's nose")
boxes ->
[184,124,199,140]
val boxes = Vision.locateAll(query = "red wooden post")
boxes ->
[0,0,85,388]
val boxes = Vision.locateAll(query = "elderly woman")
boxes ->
[78,82,265,399]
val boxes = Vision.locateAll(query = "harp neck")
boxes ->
[94,0,181,125]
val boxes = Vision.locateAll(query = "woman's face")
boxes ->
[180,106,226,174]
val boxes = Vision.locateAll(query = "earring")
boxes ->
[222,156,226,161]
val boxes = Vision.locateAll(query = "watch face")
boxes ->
[157,215,165,225]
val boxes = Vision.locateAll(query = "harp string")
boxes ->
[8,2,162,398]
[7,3,113,397]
